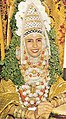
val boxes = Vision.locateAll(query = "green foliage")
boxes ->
[1,34,25,86]
[49,40,63,86]
[48,26,56,40]
[10,0,25,32]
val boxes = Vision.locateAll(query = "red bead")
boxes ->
[33,65,36,68]
[38,62,42,66]
[37,73,40,76]
[28,62,31,65]
[29,74,32,77]
[42,51,44,54]
[25,56,28,60]
[24,50,26,54]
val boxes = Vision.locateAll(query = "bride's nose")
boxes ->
[32,40,37,48]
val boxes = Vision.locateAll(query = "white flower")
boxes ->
[19,11,24,18]
[37,5,45,15]
[15,12,20,20]
[34,0,41,7]
[44,21,51,32]
[16,18,23,28]
[16,29,22,36]
[47,17,51,24]
[26,0,41,6]
[18,2,27,13]
[26,0,33,4]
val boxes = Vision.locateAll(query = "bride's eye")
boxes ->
[27,39,33,42]
[37,38,42,42]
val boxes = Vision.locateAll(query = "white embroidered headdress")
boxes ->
[15,0,51,64]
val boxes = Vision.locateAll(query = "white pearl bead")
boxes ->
[39,91,43,96]
[44,82,48,86]
[22,85,25,89]
[45,89,48,93]
[36,82,40,85]
[29,93,33,97]
[26,90,30,94]
[25,85,30,89]
[36,97,40,101]
[33,93,37,97]
[41,97,46,101]
[47,77,50,80]
[36,100,40,105]
[44,93,47,97]
[25,97,29,101]
[23,92,26,96]
[30,100,34,104]
[36,90,40,94]
[42,61,46,65]
[46,86,50,89]
[24,101,28,106]
[28,107,36,111]
[41,85,45,89]
[23,60,27,64]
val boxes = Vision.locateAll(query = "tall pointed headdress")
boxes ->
[15,0,51,64]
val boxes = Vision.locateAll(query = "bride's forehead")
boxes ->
[24,33,43,39]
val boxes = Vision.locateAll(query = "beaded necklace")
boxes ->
[17,48,50,110]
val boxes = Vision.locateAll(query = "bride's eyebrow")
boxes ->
[26,38,33,41]
[36,38,42,40]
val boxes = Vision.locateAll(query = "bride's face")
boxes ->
[25,33,42,58]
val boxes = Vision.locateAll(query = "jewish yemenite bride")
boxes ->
[0,0,66,119]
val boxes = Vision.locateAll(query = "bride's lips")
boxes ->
[31,49,39,53]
